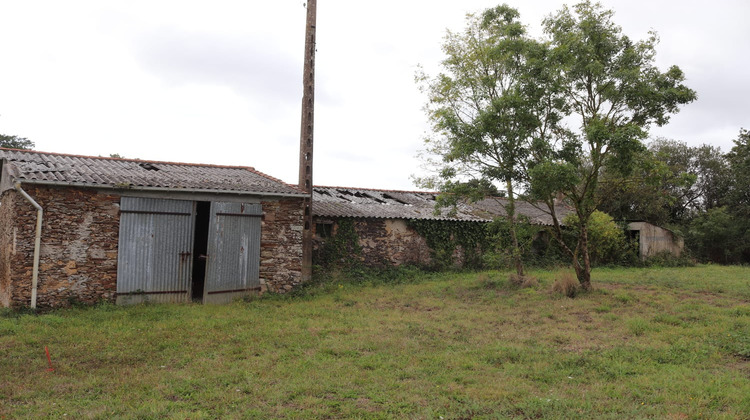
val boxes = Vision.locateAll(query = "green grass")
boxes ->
[1,265,749,418]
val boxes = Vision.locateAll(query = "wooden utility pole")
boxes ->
[299,0,316,282]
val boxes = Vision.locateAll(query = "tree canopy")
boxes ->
[596,138,729,226]
[419,1,696,287]
[528,1,696,288]
[0,134,34,150]
[416,5,551,277]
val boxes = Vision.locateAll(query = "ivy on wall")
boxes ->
[314,219,362,268]
[407,219,491,269]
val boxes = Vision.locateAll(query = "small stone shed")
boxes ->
[627,221,684,260]
[0,148,307,308]
[311,186,569,267]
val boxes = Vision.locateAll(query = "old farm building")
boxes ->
[627,221,684,260]
[0,149,306,308]
[311,187,686,267]
[312,186,571,268]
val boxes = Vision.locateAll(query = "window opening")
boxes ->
[316,223,333,239]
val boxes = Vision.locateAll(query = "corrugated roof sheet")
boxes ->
[312,186,571,225]
[0,148,305,196]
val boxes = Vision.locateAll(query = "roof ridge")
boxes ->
[314,185,439,195]
[0,147,306,195]
[0,147,260,171]
[313,185,512,201]
[246,167,306,194]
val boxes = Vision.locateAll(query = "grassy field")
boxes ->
[1,265,749,419]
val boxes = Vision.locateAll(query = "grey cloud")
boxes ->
[133,28,313,117]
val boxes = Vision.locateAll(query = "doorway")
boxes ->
[191,201,211,301]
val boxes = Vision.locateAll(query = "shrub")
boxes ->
[508,273,525,287]
[642,250,695,267]
[563,211,637,266]
[551,272,579,298]
[508,274,539,289]
[520,276,539,289]
[483,216,546,269]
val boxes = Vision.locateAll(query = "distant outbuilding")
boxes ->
[627,221,685,260]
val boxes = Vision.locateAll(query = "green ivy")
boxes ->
[314,219,362,268]
[407,219,491,270]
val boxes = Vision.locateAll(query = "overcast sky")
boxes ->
[1,1,748,190]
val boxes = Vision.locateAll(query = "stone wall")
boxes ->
[0,190,16,307]
[3,185,120,308]
[0,185,306,308]
[314,218,432,267]
[260,198,305,293]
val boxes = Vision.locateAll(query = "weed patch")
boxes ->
[626,317,651,336]
[551,272,580,298]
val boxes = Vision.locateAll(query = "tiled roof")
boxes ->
[0,148,305,196]
[312,186,571,225]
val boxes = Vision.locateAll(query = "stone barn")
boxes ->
[311,186,570,268]
[0,148,307,308]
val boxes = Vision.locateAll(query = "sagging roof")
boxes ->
[312,186,571,225]
[0,148,306,197]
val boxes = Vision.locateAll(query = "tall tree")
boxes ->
[726,128,750,217]
[649,139,729,218]
[528,1,696,289]
[596,139,729,226]
[416,5,548,277]
[685,129,750,264]
[0,134,34,150]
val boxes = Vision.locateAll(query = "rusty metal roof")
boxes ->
[0,148,306,197]
[312,186,571,225]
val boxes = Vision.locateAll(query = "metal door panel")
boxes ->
[204,202,261,304]
[117,197,195,304]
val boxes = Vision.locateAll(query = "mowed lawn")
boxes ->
[1,266,749,419]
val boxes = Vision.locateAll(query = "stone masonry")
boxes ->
[260,199,305,293]
[0,190,16,307]
[314,218,432,267]
[1,185,120,308]
[0,185,306,308]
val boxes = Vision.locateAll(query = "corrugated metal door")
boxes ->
[117,197,195,304]
[203,202,262,304]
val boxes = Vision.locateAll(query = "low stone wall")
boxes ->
[260,199,305,293]
[3,185,120,308]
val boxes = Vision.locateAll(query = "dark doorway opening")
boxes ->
[191,201,211,301]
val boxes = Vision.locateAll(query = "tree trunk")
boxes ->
[506,179,525,277]
[577,223,592,290]
[545,196,592,289]
[545,199,575,260]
